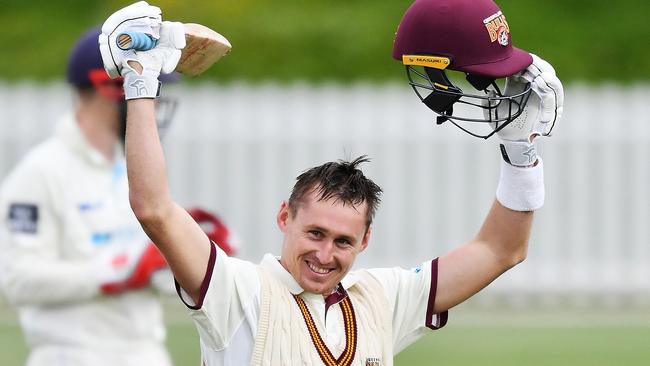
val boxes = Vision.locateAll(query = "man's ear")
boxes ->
[276,201,290,232]
[359,226,372,252]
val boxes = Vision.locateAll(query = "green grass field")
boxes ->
[2,302,649,366]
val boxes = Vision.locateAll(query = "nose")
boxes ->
[315,241,334,265]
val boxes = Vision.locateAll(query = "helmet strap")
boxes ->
[466,73,495,91]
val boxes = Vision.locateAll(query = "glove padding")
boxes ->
[484,54,564,167]
[99,1,162,79]
[120,21,185,99]
[99,1,185,99]
[100,243,168,295]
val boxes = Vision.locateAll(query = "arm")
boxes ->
[433,54,563,313]
[102,15,210,301]
[0,164,100,305]
[434,199,532,313]
[126,97,211,303]
[0,158,173,304]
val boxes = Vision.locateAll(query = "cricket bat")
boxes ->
[116,23,231,76]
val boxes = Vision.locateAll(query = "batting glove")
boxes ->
[120,21,185,99]
[99,1,162,79]
[485,54,564,167]
[100,2,185,99]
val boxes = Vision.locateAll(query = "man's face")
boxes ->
[277,190,371,296]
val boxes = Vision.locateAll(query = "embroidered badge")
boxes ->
[293,294,357,366]
[483,10,510,46]
[366,357,382,366]
[8,203,38,234]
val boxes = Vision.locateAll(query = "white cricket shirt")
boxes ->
[177,243,448,365]
[0,114,169,364]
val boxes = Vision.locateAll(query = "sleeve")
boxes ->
[175,241,259,351]
[367,258,448,354]
[0,160,102,306]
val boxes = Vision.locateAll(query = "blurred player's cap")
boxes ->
[66,27,106,88]
[66,27,180,90]
[392,0,532,78]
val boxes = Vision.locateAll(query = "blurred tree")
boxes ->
[0,0,647,83]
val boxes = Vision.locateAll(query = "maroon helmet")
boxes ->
[187,207,238,256]
[393,0,534,138]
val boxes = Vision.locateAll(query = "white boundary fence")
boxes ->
[1,82,648,305]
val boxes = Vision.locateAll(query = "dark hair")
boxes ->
[288,155,382,227]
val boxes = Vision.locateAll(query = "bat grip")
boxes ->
[116,32,158,51]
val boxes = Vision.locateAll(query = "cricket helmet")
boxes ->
[393,0,534,138]
[187,207,239,256]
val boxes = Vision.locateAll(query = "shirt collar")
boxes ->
[55,112,122,167]
[259,253,360,296]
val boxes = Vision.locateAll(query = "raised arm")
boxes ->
[126,99,210,301]
[434,196,534,313]
[433,54,564,313]
[100,4,210,301]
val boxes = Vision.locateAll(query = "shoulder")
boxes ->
[353,263,434,298]
[208,247,261,298]
[1,140,56,193]
[0,137,75,215]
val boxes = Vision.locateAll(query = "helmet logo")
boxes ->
[497,26,509,46]
[483,10,510,46]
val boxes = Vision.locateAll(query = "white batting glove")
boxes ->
[99,1,162,79]
[485,54,564,167]
[121,21,185,99]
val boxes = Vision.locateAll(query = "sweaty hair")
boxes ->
[288,155,382,227]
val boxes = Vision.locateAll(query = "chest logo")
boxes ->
[365,357,382,366]
[8,203,39,234]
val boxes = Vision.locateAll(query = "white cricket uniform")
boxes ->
[177,242,448,366]
[0,114,171,366]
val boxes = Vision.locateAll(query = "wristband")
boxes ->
[496,157,544,211]
[499,140,538,167]
[123,68,161,100]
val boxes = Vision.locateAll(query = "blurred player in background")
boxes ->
[100,0,562,365]
[0,27,237,366]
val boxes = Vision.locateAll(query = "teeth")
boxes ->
[307,262,330,274]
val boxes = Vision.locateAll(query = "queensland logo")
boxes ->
[365,357,381,366]
[483,10,510,46]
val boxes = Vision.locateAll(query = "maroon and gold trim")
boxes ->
[293,294,357,366]
[176,238,217,310]
[425,257,449,330]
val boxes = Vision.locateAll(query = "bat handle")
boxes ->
[116,32,158,51]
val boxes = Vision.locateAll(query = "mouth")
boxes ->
[305,260,334,275]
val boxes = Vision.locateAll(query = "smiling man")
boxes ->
[278,161,378,295]
[101,1,563,365]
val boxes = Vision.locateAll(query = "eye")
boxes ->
[335,238,352,247]
[308,230,323,239]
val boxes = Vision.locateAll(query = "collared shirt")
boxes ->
[0,114,168,359]
[178,243,448,366]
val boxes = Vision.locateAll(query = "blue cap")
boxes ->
[66,27,181,87]
[66,27,104,87]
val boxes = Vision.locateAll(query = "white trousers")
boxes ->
[26,344,173,366]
